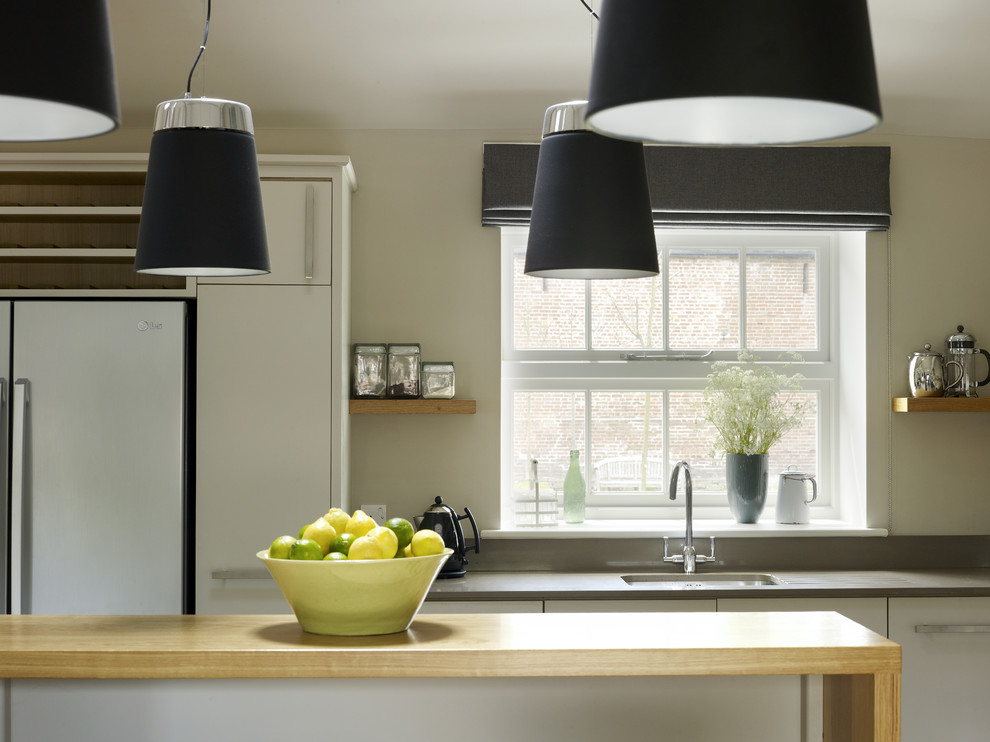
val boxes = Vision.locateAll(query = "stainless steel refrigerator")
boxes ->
[1,300,189,615]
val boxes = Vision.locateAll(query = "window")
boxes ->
[501,228,837,525]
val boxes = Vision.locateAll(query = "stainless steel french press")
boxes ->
[944,325,990,397]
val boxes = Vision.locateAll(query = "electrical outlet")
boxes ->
[361,504,387,524]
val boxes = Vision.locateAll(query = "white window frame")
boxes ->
[501,227,839,525]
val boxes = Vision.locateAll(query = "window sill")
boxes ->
[484,520,887,539]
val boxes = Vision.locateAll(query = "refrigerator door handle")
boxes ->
[304,183,315,280]
[10,378,29,615]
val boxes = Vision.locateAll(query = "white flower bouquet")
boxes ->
[701,351,807,457]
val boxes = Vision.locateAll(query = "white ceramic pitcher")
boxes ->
[775,467,817,524]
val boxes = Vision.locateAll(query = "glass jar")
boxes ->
[421,361,455,399]
[351,343,387,398]
[387,343,421,398]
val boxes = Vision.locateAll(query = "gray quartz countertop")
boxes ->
[424,568,990,601]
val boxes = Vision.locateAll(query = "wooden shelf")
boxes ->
[892,397,990,412]
[349,399,476,415]
[0,206,142,222]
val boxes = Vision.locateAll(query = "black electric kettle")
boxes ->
[415,496,480,578]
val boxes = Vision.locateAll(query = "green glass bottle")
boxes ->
[563,449,586,524]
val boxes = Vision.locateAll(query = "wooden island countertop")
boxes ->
[0,611,900,741]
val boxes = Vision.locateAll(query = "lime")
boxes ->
[344,509,376,538]
[268,535,296,560]
[410,529,445,557]
[367,526,399,559]
[384,517,415,550]
[289,538,324,560]
[331,532,358,556]
[297,523,310,539]
[348,535,385,560]
[323,507,351,536]
[302,517,337,555]
[323,552,348,561]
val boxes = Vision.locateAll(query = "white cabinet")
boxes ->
[199,177,335,286]
[889,597,990,742]
[718,597,888,742]
[420,600,544,614]
[544,599,715,612]
[195,157,354,614]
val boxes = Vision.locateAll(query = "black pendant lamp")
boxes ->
[0,0,119,141]
[586,0,882,145]
[135,1,270,277]
[525,101,658,280]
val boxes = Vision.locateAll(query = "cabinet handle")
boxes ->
[211,568,271,580]
[11,379,29,615]
[304,184,315,280]
[915,625,990,633]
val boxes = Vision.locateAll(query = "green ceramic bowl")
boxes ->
[257,547,452,635]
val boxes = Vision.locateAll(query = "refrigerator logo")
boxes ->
[137,320,164,331]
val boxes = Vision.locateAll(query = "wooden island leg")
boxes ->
[824,672,900,742]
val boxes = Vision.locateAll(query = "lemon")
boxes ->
[268,535,296,560]
[347,535,385,560]
[289,538,324,560]
[344,509,376,538]
[302,517,337,555]
[402,544,413,558]
[323,507,351,536]
[384,517,415,550]
[367,526,399,559]
[331,532,358,556]
[323,551,348,561]
[410,529,445,557]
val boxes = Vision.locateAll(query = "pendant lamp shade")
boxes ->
[524,102,658,280]
[586,0,882,145]
[0,0,120,141]
[135,98,271,276]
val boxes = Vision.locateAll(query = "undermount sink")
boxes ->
[621,572,784,588]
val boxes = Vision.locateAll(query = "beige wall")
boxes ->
[5,127,990,535]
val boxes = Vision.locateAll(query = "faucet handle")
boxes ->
[663,536,716,565]
[695,536,716,564]
[662,536,682,564]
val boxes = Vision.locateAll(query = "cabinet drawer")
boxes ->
[544,599,715,612]
[890,597,990,742]
[419,600,543,614]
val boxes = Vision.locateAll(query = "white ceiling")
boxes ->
[107,0,990,139]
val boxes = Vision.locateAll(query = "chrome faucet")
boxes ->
[663,460,715,574]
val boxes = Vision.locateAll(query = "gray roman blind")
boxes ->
[482,143,891,230]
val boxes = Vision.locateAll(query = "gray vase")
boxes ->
[725,453,769,524]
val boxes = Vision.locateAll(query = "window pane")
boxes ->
[590,272,663,349]
[589,392,663,492]
[746,249,818,350]
[513,251,585,349]
[667,391,819,497]
[667,391,723,492]
[512,391,586,496]
[767,391,818,481]
[668,249,740,349]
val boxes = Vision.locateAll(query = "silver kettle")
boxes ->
[908,343,962,397]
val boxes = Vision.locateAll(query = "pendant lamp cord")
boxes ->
[579,0,599,20]
[185,0,212,97]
